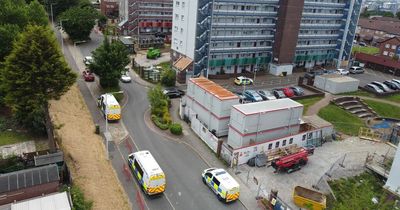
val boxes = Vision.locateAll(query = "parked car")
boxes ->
[304,71,323,79]
[323,69,336,75]
[257,90,277,100]
[349,66,364,74]
[83,56,93,65]
[163,88,185,98]
[336,68,349,75]
[243,90,263,102]
[383,80,400,90]
[364,84,384,94]
[82,70,95,82]
[359,42,367,47]
[371,81,392,92]
[234,76,253,85]
[233,91,248,103]
[290,86,304,96]
[120,71,132,83]
[281,87,295,97]
[273,89,287,99]
[392,79,400,86]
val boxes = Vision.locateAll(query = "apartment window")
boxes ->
[385,44,390,48]
[174,26,178,32]
[181,15,184,21]
[176,1,179,6]
[275,141,280,148]
[302,134,306,141]
[383,51,388,56]
[289,138,293,144]
[233,5,238,10]
[392,45,397,50]
[180,28,183,33]
[228,54,233,58]
[268,143,272,150]
[175,14,179,20]
[282,140,287,146]
[179,40,183,46]
[389,52,395,57]
[182,2,185,8]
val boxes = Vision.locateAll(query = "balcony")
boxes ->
[303,1,346,8]
[302,12,343,19]
[296,44,337,49]
[294,53,336,62]
[209,46,272,53]
[213,10,277,17]
[211,34,274,41]
[298,34,339,39]
[300,23,342,29]
[212,22,275,28]
[208,56,271,67]
[216,0,278,3]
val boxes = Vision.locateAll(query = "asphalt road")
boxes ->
[68,29,245,210]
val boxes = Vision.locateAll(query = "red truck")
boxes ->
[271,148,311,173]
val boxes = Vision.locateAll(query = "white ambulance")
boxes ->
[128,151,166,195]
[97,94,121,121]
[202,168,240,202]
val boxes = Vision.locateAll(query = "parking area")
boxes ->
[134,50,170,67]
[233,137,393,209]
[348,68,400,87]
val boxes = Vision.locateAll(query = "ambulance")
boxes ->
[97,94,121,121]
[202,168,240,202]
[128,151,166,195]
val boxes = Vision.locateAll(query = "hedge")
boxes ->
[169,123,182,135]
[151,115,169,130]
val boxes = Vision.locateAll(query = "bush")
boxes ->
[151,115,169,130]
[169,123,182,135]
[69,185,93,210]
[160,68,176,87]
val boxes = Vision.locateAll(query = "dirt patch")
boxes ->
[50,84,130,210]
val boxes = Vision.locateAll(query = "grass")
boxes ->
[385,94,400,104]
[363,99,400,119]
[0,131,31,147]
[327,172,395,210]
[336,90,374,97]
[352,46,379,55]
[318,104,364,136]
[157,61,171,71]
[101,86,124,102]
[295,96,323,115]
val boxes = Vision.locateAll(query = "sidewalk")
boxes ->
[305,93,333,116]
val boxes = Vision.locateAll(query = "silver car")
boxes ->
[257,90,277,100]
[371,81,391,92]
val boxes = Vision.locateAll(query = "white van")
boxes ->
[202,168,240,202]
[128,151,166,195]
[97,94,121,121]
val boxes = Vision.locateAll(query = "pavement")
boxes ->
[134,51,171,67]
[58,27,247,210]
[305,93,333,116]
[0,141,36,158]
[349,68,400,87]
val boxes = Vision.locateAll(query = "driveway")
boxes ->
[348,68,400,87]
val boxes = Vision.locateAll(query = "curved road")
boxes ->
[69,30,245,210]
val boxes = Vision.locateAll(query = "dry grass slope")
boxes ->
[50,84,129,210]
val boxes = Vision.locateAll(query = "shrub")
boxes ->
[151,115,169,130]
[160,68,176,87]
[70,185,93,210]
[169,123,182,135]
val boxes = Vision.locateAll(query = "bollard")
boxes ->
[95,124,100,134]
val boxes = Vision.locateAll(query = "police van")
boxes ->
[202,168,240,202]
[97,94,121,121]
[128,151,166,195]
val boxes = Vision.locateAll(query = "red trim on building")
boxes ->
[188,79,239,101]
[355,53,400,69]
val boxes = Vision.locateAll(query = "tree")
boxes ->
[59,6,99,41]
[161,68,176,87]
[43,0,80,18]
[0,0,29,28]
[0,25,76,151]
[0,25,20,61]
[27,0,48,26]
[89,37,130,88]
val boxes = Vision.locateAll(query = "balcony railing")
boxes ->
[296,44,337,49]
[211,34,274,41]
[208,56,271,67]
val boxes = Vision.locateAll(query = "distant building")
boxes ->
[378,37,400,58]
[118,0,173,49]
[172,0,362,80]
[356,17,400,44]
[100,0,119,18]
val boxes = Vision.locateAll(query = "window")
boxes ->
[308,133,313,139]
[385,44,390,48]
[212,177,220,186]
[392,45,397,50]
[389,52,395,57]
[275,141,280,148]
[181,15,184,21]
[182,2,185,8]
[282,140,286,146]
[268,143,272,150]
[175,14,179,20]
[180,28,183,33]
[233,5,238,10]
[133,159,144,177]
[302,134,306,141]
[179,41,183,46]
[289,138,293,144]
[176,1,179,6]
[383,51,388,56]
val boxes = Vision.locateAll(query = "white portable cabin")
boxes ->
[314,74,359,94]
[227,99,303,149]
[184,77,239,137]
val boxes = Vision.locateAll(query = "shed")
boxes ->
[302,115,334,138]
[0,164,60,205]
[10,192,71,210]
[314,74,359,94]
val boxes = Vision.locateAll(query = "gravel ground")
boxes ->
[50,85,130,210]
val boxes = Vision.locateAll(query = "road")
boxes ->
[59,28,246,210]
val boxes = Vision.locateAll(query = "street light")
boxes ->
[50,3,56,26]
[104,90,124,160]
[59,20,67,53]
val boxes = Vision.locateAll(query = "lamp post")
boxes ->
[50,3,56,26]
[59,20,65,53]
[104,91,124,160]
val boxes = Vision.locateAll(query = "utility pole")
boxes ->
[50,3,54,25]
[60,20,64,54]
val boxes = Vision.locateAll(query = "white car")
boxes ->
[120,71,131,83]
[83,56,93,65]
[336,69,349,75]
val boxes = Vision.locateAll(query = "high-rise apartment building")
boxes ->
[171,0,362,81]
[118,0,173,49]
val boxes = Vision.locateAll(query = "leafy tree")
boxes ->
[89,37,130,88]
[59,6,99,41]
[0,25,20,61]
[27,0,48,26]
[161,68,176,87]
[44,0,80,18]
[0,25,76,151]
[0,0,29,28]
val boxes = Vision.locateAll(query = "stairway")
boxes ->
[332,96,378,119]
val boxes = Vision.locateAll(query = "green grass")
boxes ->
[352,46,379,55]
[0,131,31,147]
[385,94,400,104]
[318,104,364,136]
[363,99,400,119]
[327,172,395,210]
[157,61,171,71]
[336,90,374,97]
[101,86,124,102]
[295,96,323,115]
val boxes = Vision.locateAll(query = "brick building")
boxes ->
[356,17,400,44]
[100,0,119,18]
[378,37,400,58]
